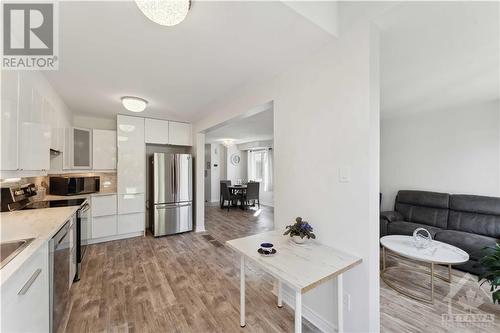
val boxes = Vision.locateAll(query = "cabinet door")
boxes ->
[92,215,117,238]
[117,193,144,214]
[168,121,192,146]
[117,212,144,234]
[117,115,145,194]
[73,128,92,169]
[145,118,169,144]
[19,122,51,171]
[1,242,49,333]
[92,129,116,170]
[92,194,117,217]
[1,70,19,170]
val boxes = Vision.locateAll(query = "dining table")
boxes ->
[228,185,247,209]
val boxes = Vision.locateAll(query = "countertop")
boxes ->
[0,206,79,287]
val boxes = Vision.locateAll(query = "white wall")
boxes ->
[210,144,226,202]
[226,145,247,184]
[194,22,380,333]
[381,100,500,211]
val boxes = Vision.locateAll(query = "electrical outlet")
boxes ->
[343,293,351,312]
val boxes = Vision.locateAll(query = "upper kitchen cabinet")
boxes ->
[117,115,145,194]
[63,128,92,169]
[73,128,92,169]
[18,72,51,171]
[168,121,192,146]
[145,118,169,144]
[93,129,116,170]
[1,71,19,171]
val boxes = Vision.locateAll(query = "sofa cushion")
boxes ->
[448,195,500,238]
[434,230,499,261]
[395,191,450,229]
[387,221,442,238]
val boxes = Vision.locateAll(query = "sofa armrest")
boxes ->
[380,211,403,223]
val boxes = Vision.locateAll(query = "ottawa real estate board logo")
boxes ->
[2,2,58,70]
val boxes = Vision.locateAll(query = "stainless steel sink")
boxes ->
[0,238,35,269]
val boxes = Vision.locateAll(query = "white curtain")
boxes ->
[247,151,255,181]
[263,149,273,191]
[248,149,273,192]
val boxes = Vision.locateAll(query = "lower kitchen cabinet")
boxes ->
[1,242,49,333]
[91,215,117,239]
[117,213,144,234]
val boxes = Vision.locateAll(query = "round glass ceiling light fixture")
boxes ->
[121,96,148,112]
[135,0,190,27]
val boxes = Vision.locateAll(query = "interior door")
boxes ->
[154,153,175,204]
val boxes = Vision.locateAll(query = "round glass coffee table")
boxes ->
[380,235,469,304]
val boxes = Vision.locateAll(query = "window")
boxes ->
[253,151,265,182]
[248,149,273,191]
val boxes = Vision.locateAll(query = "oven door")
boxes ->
[75,201,90,281]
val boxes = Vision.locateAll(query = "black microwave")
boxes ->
[49,176,100,196]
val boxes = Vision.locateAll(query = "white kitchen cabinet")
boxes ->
[92,215,117,238]
[117,193,144,215]
[1,71,19,171]
[1,242,49,333]
[117,213,144,234]
[145,118,169,144]
[92,194,117,217]
[168,121,192,146]
[92,129,116,170]
[19,122,51,171]
[117,115,145,194]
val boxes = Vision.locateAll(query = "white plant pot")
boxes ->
[291,236,305,244]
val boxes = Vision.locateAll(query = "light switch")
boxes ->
[338,167,351,183]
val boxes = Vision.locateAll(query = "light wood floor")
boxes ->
[61,205,500,333]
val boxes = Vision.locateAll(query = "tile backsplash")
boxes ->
[0,172,117,196]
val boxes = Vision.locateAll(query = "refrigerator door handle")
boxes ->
[155,203,177,210]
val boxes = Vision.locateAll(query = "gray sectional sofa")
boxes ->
[380,190,500,275]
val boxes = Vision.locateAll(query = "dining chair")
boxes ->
[220,182,240,211]
[220,180,231,208]
[243,182,260,209]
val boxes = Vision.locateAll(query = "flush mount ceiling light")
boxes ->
[221,139,235,147]
[121,96,148,112]
[135,0,190,27]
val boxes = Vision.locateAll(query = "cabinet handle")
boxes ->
[18,268,42,295]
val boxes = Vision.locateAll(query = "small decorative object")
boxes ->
[260,242,274,253]
[257,248,277,256]
[413,227,432,249]
[231,153,241,165]
[284,217,316,244]
[479,243,500,304]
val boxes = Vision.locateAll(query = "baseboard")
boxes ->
[279,289,337,333]
[87,231,144,244]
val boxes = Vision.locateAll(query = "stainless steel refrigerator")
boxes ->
[150,153,193,237]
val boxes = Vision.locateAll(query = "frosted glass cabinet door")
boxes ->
[73,128,92,169]
[1,71,19,170]
[117,115,145,194]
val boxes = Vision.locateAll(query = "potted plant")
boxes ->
[479,243,500,304]
[283,217,316,244]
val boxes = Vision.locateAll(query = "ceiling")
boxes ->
[378,1,499,118]
[205,109,273,144]
[43,1,335,122]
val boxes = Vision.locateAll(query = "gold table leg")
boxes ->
[380,247,452,304]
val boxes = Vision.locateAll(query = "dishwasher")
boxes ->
[49,221,70,333]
